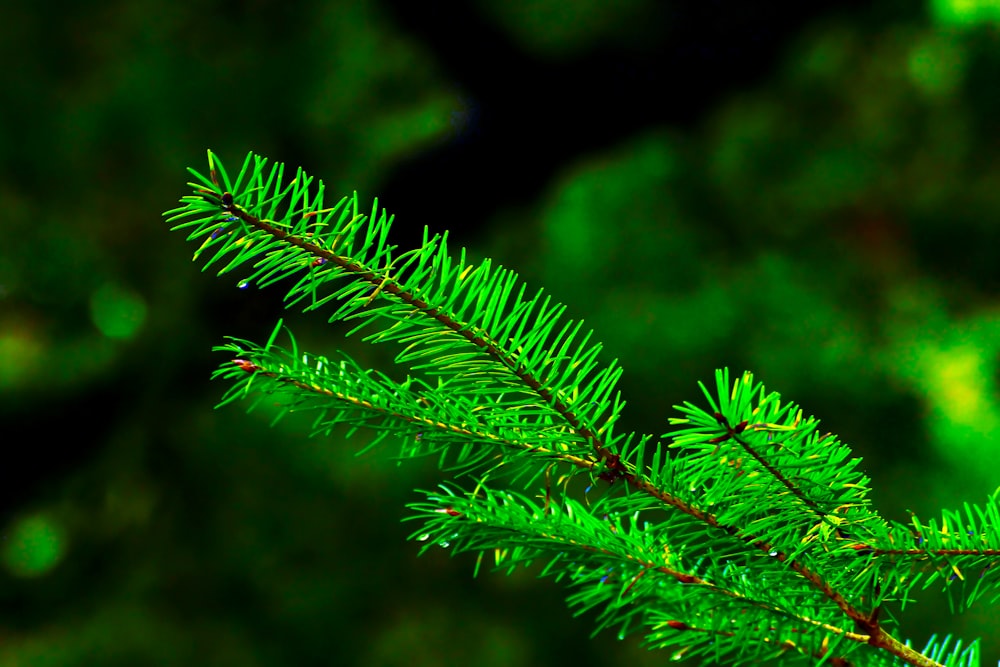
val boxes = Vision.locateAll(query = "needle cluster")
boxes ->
[165,151,1000,667]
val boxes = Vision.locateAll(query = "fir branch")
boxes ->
[165,150,999,667]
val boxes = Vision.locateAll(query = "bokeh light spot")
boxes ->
[90,283,147,340]
[929,0,1000,26]
[928,346,987,426]
[917,343,1000,470]
[0,328,44,389]
[3,514,66,578]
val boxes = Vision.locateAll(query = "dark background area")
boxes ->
[2,0,1000,664]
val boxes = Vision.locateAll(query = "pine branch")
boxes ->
[164,150,998,667]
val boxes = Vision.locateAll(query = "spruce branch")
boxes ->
[165,150,998,667]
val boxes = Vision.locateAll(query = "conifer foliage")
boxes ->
[165,151,1000,667]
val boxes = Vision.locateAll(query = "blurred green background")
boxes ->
[2,0,1000,664]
